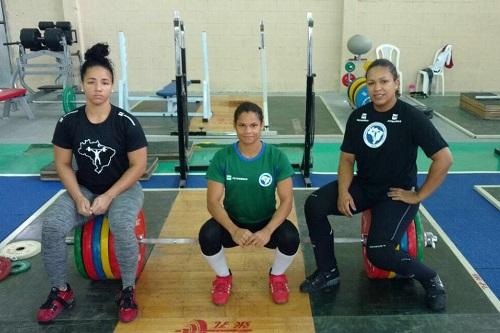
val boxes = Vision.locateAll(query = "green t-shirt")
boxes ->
[206,142,294,224]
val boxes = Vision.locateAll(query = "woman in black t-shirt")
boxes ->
[36,43,147,324]
[300,59,453,312]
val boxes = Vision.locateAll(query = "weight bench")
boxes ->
[0,88,34,119]
[156,80,203,117]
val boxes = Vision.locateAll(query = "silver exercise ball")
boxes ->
[347,34,372,56]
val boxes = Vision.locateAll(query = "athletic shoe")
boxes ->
[299,269,340,293]
[37,284,75,324]
[424,275,446,312]
[117,286,138,323]
[211,273,232,305]
[269,272,289,304]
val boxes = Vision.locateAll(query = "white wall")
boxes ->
[4,0,500,93]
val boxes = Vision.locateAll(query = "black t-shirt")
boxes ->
[341,99,448,199]
[52,105,148,194]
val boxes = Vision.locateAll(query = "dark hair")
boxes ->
[80,43,114,82]
[233,101,263,124]
[365,58,400,96]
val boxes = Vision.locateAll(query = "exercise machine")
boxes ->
[5,21,80,103]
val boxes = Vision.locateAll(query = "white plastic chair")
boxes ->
[375,44,403,92]
[416,46,450,96]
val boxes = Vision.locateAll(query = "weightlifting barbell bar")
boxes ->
[65,234,438,247]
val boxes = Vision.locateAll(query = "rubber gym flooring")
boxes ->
[131,95,342,136]
[418,95,500,137]
[0,187,499,332]
[0,94,499,332]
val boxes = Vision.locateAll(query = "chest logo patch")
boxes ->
[258,173,273,187]
[363,122,387,148]
[78,139,116,174]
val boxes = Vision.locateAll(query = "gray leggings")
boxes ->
[41,182,144,289]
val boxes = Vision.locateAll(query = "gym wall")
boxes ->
[341,0,500,94]
[3,0,500,94]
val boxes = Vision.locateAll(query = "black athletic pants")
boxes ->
[304,179,436,283]
[199,217,300,256]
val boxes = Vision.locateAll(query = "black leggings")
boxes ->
[199,218,300,256]
[304,179,436,282]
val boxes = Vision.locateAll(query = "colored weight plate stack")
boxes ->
[361,209,424,279]
[74,210,146,280]
[347,77,371,109]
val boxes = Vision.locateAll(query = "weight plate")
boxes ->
[82,219,99,280]
[0,240,41,261]
[91,215,106,280]
[74,226,88,279]
[108,227,121,280]
[342,73,356,87]
[414,212,425,261]
[135,210,147,276]
[407,221,417,259]
[354,84,370,108]
[345,61,356,72]
[10,260,31,275]
[100,216,115,279]
[0,256,12,281]
[400,230,408,253]
[62,86,76,114]
[348,77,365,105]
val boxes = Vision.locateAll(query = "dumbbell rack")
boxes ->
[7,21,78,102]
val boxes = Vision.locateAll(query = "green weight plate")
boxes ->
[10,260,31,275]
[74,226,88,279]
[345,61,356,72]
[414,212,425,261]
[62,86,76,114]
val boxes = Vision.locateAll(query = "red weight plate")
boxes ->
[407,220,417,259]
[108,229,121,279]
[361,210,391,279]
[108,209,147,280]
[0,256,12,281]
[135,209,146,276]
[82,219,99,280]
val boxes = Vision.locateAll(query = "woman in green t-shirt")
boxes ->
[199,102,299,306]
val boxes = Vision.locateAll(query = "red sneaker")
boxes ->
[37,284,75,324]
[211,274,232,305]
[117,286,138,323]
[269,273,289,304]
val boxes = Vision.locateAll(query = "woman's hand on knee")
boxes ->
[231,228,253,247]
[76,196,92,217]
[337,191,356,217]
[247,229,271,247]
[90,193,112,216]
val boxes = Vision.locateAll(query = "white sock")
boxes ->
[203,247,230,277]
[270,248,297,275]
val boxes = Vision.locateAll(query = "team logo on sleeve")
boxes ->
[258,173,273,187]
[78,139,116,174]
[363,122,387,148]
